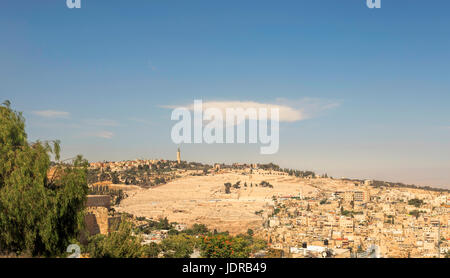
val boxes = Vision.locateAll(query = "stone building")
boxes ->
[83,195,121,240]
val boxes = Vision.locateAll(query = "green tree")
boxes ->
[408,198,424,208]
[87,219,144,258]
[273,208,281,215]
[0,102,88,257]
[160,234,197,258]
[111,172,120,184]
[409,210,421,219]
[224,182,232,194]
[200,234,252,258]
[143,242,160,258]
[266,248,283,258]
[168,228,179,235]
[157,217,171,229]
[184,223,209,235]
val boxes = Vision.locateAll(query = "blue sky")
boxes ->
[1,0,450,188]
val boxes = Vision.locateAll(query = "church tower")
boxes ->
[177,147,181,164]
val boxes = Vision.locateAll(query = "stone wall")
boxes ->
[86,195,111,209]
[85,207,109,235]
[82,194,122,241]
[84,212,100,236]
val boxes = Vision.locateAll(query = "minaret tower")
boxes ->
[177,147,181,164]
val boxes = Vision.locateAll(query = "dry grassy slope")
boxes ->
[114,172,355,234]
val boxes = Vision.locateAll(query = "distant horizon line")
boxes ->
[79,157,450,192]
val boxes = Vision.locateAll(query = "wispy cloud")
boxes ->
[30,122,83,129]
[275,98,341,120]
[88,131,114,139]
[32,110,70,118]
[84,118,120,127]
[128,117,154,125]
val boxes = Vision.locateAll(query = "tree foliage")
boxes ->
[87,219,145,258]
[224,182,231,194]
[184,223,209,236]
[408,198,424,208]
[0,102,88,256]
[266,248,283,258]
[160,234,197,258]
[200,234,253,258]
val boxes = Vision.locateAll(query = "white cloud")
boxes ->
[32,110,70,118]
[163,98,340,123]
[163,100,304,122]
